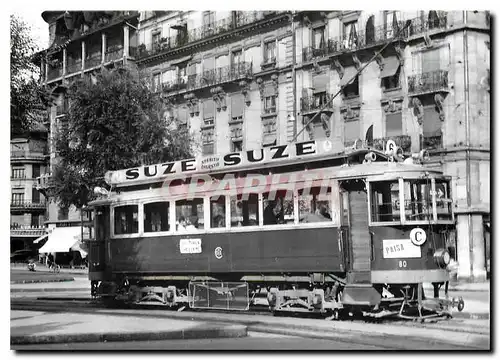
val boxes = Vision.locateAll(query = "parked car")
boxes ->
[10,249,38,263]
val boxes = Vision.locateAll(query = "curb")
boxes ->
[11,288,90,293]
[11,325,247,345]
[11,278,75,285]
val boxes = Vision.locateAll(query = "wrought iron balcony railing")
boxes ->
[10,201,47,209]
[66,60,82,75]
[407,12,448,36]
[407,70,449,95]
[47,66,63,81]
[36,173,53,191]
[421,134,443,150]
[10,225,46,237]
[372,135,412,153]
[163,62,252,94]
[84,54,102,69]
[300,93,335,113]
[105,46,123,62]
[11,151,47,160]
[137,11,274,59]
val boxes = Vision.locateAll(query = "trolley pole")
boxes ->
[290,19,412,144]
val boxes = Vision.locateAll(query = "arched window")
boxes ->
[428,11,440,30]
[365,16,375,45]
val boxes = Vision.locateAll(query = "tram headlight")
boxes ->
[433,248,451,269]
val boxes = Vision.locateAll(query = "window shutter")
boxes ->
[344,119,360,143]
[203,57,215,72]
[422,49,440,73]
[312,74,329,93]
[423,107,442,136]
[231,94,244,118]
[385,112,403,137]
[203,99,215,120]
[263,84,276,97]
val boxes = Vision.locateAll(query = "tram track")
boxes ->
[11,297,490,337]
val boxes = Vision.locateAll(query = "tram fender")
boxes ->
[341,285,381,306]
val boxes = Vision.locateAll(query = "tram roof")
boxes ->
[104,139,441,188]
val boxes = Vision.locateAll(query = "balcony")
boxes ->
[36,173,53,192]
[105,46,123,62]
[137,12,279,60]
[11,151,47,162]
[84,54,102,70]
[302,22,407,63]
[163,62,252,95]
[10,201,47,211]
[407,70,449,95]
[407,12,448,37]
[66,59,82,75]
[10,225,46,238]
[47,65,63,81]
[300,93,335,115]
[372,135,412,153]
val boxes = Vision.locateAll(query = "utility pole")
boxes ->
[291,11,297,139]
[290,19,412,144]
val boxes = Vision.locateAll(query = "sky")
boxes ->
[12,9,49,50]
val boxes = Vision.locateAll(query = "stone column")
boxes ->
[102,32,106,63]
[123,24,130,61]
[62,48,67,76]
[81,40,86,73]
[456,213,487,282]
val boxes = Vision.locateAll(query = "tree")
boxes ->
[51,67,194,209]
[10,15,49,136]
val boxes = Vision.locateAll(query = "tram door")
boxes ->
[89,206,108,278]
[340,180,371,284]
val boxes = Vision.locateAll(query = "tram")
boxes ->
[87,139,464,320]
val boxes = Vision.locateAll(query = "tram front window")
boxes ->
[144,202,169,232]
[230,193,258,227]
[298,187,332,223]
[403,180,432,221]
[176,198,204,230]
[114,205,139,235]
[435,179,452,220]
[263,190,294,225]
[370,181,400,222]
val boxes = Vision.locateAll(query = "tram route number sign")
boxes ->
[179,239,202,254]
[382,239,421,259]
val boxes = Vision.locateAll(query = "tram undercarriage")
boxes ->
[93,275,465,322]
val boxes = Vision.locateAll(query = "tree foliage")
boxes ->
[10,15,48,136]
[51,67,194,209]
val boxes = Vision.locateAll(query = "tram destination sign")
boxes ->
[106,139,345,186]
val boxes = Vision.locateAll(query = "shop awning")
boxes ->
[339,67,358,87]
[380,56,400,78]
[33,233,49,244]
[71,240,88,258]
[38,227,81,254]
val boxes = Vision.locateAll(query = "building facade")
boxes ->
[38,10,490,281]
[10,128,49,252]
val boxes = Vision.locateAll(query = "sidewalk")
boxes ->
[10,277,90,293]
[10,310,247,345]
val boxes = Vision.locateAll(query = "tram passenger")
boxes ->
[177,216,197,232]
[263,201,278,225]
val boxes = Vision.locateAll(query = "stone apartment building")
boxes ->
[37,10,490,281]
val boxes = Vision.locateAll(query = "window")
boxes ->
[231,94,244,122]
[313,26,326,49]
[203,99,215,126]
[230,193,259,227]
[262,117,277,147]
[435,179,452,220]
[114,205,139,234]
[264,41,276,63]
[342,75,359,98]
[31,214,42,228]
[203,11,216,35]
[382,67,401,90]
[58,207,69,221]
[403,180,432,221]
[12,193,24,204]
[264,95,276,114]
[12,168,25,179]
[370,181,400,222]
[152,31,161,48]
[231,140,243,152]
[176,199,204,230]
[263,191,294,225]
[313,92,328,108]
[210,196,226,228]
[202,129,215,155]
[232,50,242,69]
[422,106,442,149]
[152,73,161,92]
[386,112,403,137]
[32,188,41,203]
[178,64,188,86]
[385,11,401,38]
[344,119,360,146]
[298,187,332,223]
[32,165,40,179]
[144,202,170,232]
[343,21,358,49]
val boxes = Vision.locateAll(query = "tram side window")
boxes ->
[263,190,294,225]
[144,202,169,232]
[298,187,332,223]
[370,181,400,222]
[210,195,226,228]
[114,205,139,235]
[435,180,452,220]
[176,198,204,230]
[403,180,432,221]
[230,193,259,227]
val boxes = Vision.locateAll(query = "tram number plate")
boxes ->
[180,239,202,254]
